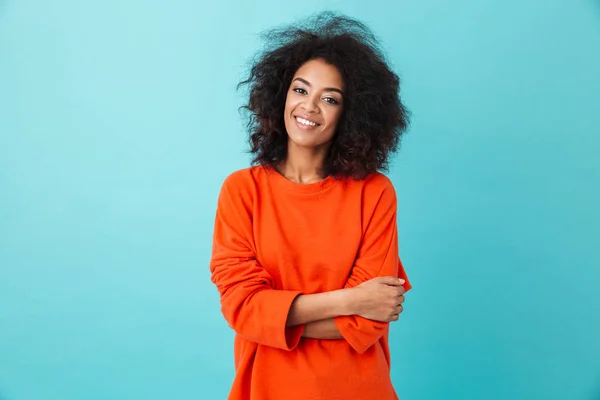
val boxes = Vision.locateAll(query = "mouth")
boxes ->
[293,115,321,129]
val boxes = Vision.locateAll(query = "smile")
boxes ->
[294,116,320,127]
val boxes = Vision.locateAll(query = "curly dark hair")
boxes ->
[238,12,410,180]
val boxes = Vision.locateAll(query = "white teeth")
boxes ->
[296,117,317,126]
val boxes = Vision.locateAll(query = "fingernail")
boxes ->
[398,278,405,284]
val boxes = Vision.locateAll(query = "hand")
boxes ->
[350,277,406,322]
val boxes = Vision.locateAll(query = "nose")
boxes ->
[301,94,319,113]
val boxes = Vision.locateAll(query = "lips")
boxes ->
[293,114,321,129]
[293,116,319,131]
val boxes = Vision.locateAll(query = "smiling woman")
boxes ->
[210,11,412,400]
[284,60,345,153]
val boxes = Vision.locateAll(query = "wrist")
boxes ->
[339,288,357,316]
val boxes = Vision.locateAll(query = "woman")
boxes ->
[210,12,412,400]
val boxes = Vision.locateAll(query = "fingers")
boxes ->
[386,285,405,297]
[384,285,405,303]
[378,276,405,286]
[380,277,406,295]
[389,304,404,322]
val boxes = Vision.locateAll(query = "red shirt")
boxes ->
[210,166,412,400]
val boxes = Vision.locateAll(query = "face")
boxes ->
[283,58,344,151]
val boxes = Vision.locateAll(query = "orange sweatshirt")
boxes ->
[210,165,411,400]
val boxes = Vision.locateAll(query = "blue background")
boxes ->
[1,0,599,399]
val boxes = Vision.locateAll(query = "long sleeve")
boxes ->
[210,175,305,350]
[334,176,412,354]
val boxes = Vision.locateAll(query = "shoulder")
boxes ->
[222,166,255,186]
[360,172,396,200]
[219,165,266,198]
[362,172,395,190]
[349,172,397,213]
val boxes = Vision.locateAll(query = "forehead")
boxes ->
[293,59,344,88]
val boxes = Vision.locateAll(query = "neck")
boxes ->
[278,141,329,184]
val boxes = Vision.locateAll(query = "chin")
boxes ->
[288,134,333,151]
[288,136,320,149]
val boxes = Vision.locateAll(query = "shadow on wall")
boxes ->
[590,379,600,400]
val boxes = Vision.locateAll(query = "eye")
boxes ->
[293,87,307,95]
[323,97,339,105]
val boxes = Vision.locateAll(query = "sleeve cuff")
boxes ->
[333,315,386,354]
[257,289,304,350]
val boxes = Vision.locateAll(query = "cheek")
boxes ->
[284,95,299,114]
[326,109,343,130]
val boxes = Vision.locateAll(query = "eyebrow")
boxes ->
[292,77,344,96]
